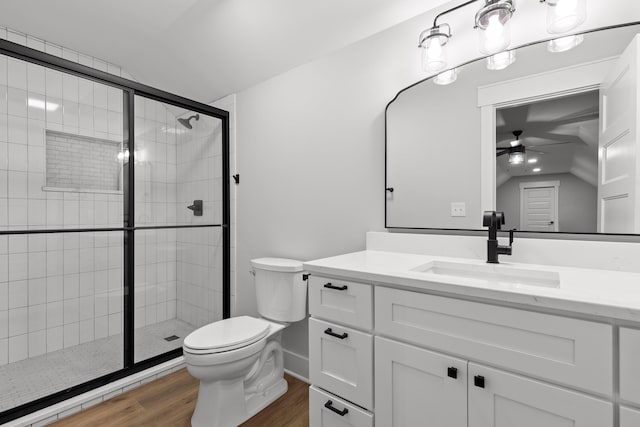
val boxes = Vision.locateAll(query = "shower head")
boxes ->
[177,114,200,129]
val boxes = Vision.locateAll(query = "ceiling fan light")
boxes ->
[508,152,524,165]
[487,50,516,70]
[547,34,584,53]
[475,0,515,55]
[433,68,458,85]
[419,24,451,72]
[545,0,587,34]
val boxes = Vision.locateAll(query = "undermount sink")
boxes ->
[410,260,561,288]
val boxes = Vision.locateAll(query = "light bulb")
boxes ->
[421,35,447,72]
[509,152,524,165]
[478,11,511,54]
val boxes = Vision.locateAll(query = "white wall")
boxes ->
[497,173,597,234]
[234,1,640,375]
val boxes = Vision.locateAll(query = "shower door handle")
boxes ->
[187,200,203,216]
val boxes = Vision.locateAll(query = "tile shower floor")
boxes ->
[0,319,195,412]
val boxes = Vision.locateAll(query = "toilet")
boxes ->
[183,258,306,427]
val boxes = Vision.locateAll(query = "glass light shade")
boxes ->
[433,69,458,85]
[486,50,516,70]
[422,36,448,72]
[546,0,587,34]
[476,1,514,55]
[508,152,524,165]
[547,34,584,53]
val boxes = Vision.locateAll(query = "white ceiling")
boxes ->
[0,0,451,102]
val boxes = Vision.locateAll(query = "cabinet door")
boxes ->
[375,337,467,427]
[468,363,613,427]
[620,327,640,404]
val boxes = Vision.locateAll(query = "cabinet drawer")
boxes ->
[620,406,640,427]
[309,386,373,427]
[309,276,372,330]
[620,327,640,404]
[309,318,373,409]
[375,286,613,395]
[468,363,612,427]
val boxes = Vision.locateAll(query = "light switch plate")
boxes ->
[451,202,466,217]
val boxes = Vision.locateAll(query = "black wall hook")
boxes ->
[232,174,240,184]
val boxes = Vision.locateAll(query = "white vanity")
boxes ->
[305,232,640,427]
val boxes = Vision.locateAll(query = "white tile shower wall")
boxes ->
[175,113,224,327]
[0,26,176,366]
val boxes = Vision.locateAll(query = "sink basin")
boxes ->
[410,260,560,288]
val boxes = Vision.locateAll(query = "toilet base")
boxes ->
[245,377,288,420]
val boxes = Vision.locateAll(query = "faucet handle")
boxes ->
[495,212,506,229]
[482,211,495,227]
[508,228,516,246]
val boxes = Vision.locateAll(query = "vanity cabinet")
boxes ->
[308,275,623,427]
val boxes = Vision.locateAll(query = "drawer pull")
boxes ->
[474,375,485,388]
[324,328,348,339]
[324,283,348,291]
[324,400,349,416]
[447,367,458,379]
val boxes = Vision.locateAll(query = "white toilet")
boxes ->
[183,258,306,427]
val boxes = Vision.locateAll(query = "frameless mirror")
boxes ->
[386,23,640,235]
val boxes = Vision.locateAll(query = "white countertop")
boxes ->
[303,250,640,322]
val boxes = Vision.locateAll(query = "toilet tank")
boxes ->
[251,258,307,322]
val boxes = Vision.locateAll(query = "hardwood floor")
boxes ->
[51,369,309,427]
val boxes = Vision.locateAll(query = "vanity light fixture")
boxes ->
[433,68,458,85]
[547,34,584,52]
[419,24,451,72]
[475,0,515,55]
[486,49,516,70]
[542,0,587,34]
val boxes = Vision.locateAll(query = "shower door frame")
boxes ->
[0,38,231,423]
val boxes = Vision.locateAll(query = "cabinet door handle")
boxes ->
[324,283,348,291]
[324,400,349,416]
[447,367,458,379]
[474,375,485,388]
[324,328,348,339]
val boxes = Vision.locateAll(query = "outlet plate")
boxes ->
[451,202,466,217]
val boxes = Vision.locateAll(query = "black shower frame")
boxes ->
[0,38,231,423]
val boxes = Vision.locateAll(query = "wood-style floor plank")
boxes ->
[51,369,309,427]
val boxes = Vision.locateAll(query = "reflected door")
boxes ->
[519,183,558,231]
[598,34,640,233]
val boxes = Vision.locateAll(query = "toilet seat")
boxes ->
[183,316,271,355]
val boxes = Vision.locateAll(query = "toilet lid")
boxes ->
[183,316,270,352]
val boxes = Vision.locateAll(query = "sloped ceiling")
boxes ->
[0,0,452,102]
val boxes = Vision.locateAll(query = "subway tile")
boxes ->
[26,35,45,52]
[7,30,26,46]
[28,329,46,357]
[62,48,79,63]
[8,198,27,226]
[79,318,93,343]
[27,146,44,173]
[45,69,63,98]
[46,301,63,327]
[28,304,46,333]
[28,278,46,305]
[0,282,7,310]
[45,42,63,58]
[8,115,28,144]
[63,322,79,347]
[63,273,80,299]
[28,251,46,279]
[7,58,27,90]
[47,275,63,302]
[46,325,63,352]
[7,87,27,117]
[0,310,7,339]
[27,64,46,95]
[8,252,27,281]
[8,333,27,362]
[8,306,28,335]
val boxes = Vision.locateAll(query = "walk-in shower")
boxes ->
[0,29,230,424]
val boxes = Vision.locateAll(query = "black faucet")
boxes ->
[482,211,514,264]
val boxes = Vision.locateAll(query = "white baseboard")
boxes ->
[283,349,309,383]
[7,357,185,427]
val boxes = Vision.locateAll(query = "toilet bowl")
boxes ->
[183,258,306,427]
